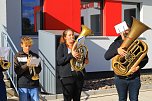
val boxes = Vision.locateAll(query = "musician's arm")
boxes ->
[104,42,118,60]
[57,44,73,66]
[139,54,149,69]
[84,51,89,64]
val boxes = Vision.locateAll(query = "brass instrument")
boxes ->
[112,17,151,76]
[70,25,94,71]
[0,57,11,70]
[28,54,39,80]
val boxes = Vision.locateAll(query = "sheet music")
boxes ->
[114,21,129,34]
[0,47,10,59]
[29,57,40,67]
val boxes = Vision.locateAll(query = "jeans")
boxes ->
[0,79,7,101]
[18,88,39,101]
[114,76,141,101]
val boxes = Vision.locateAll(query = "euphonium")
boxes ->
[112,17,151,76]
[28,54,39,80]
[70,25,94,71]
[0,57,11,70]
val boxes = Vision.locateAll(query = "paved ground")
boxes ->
[47,85,152,101]
[80,89,152,101]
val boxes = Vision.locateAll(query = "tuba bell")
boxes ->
[70,25,94,71]
[112,17,151,76]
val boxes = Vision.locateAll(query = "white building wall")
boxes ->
[0,0,7,47]
[0,0,7,27]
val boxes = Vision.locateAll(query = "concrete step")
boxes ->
[7,88,18,97]
[3,72,8,80]
[7,96,19,101]
[41,94,61,101]
[3,72,19,100]
[4,79,11,88]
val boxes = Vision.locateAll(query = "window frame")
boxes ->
[21,0,44,35]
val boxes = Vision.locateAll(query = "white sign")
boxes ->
[114,21,129,34]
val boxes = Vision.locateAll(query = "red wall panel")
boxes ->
[43,0,81,32]
[103,0,122,36]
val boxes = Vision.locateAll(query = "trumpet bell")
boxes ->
[32,74,39,80]
[0,60,11,70]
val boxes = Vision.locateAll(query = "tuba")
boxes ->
[112,17,151,76]
[70,25,94,71]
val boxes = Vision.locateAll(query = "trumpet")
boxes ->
[28,54,39,80]
[0,57,11,70]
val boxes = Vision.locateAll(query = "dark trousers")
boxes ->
[0,78,7,101]
[114,76,141,101]
[60,72,84,101]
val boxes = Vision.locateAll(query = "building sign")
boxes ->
[81,2,100,9]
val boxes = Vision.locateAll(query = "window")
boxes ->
[22,0,43,35]
[122,2,144,37]
[81,17,84,25]
[122,2,140,27]
[81,1,103,36]
[91,14,101,36]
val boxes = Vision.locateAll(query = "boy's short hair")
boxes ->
[21,36,33,46]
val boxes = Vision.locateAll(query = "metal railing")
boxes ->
[38,30,60,95]
[0,25,50,100]
[39,49,56,94]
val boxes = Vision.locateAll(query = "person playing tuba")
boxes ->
[14,36,41,101]
[104,19,149,101]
